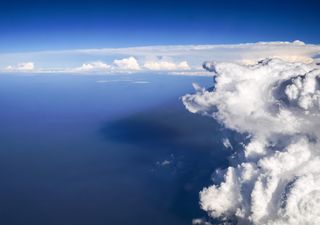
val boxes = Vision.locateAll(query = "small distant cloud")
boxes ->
[192,218,212,225]
[144,60,191,71]
[73,61,111,72]
[5,62,35,72]
[156,159,172,167]
[222,138,233,149]
[132,81,150,84]
[161,160,171,166]
[113,56,140,71]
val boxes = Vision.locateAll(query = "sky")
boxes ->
[2,1,320,225]
[1,0,320,53]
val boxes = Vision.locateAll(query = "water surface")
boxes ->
[0,74,230,225]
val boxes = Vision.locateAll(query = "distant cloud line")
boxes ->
[1,41,319,75]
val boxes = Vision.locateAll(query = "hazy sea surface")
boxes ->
[0,74,230,225]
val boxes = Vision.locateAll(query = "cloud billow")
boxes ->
[113,56,140,71]
[183,58,320,225]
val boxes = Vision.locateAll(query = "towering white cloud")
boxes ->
[182,59,320,225]
[113,56,140,71]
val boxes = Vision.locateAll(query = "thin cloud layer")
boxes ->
[143,60,190,71]
[183,59,320,225]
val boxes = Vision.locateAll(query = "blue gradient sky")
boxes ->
[1,0,319,52]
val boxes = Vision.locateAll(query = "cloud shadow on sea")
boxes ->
[98,99,244,224]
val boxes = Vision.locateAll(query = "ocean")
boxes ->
[0,74,230,225]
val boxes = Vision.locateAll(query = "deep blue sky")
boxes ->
[0,0,319,52]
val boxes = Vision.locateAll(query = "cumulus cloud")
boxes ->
[5,62,35,72]
[113,56,140,71]
[73,61,111,72]
[71,57,140,73]
[143,60,191,71]
[182,59,320,225]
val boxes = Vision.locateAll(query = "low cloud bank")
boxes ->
[1,41,319,75]
[56,57,190,74]
[183,58,320,224]
[68,57,191,73]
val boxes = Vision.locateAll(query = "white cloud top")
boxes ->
[182,59,320,224]
[113,56,140,71]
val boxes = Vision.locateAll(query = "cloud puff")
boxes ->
[5,62,35,72]
[192,218,212,225]
[182,59,320,225]
[143,60,191,71]
[113,56,140,71]
[222,138,233,150]
[71,57,140,73]
[73,61,111,72]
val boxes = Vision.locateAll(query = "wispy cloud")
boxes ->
[143,60,190,71]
